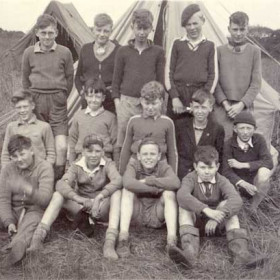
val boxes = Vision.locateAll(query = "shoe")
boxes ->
[72,209,95,237]
[117,239,131,258]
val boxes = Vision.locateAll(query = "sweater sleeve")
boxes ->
[216,175,243,217]
[74,47,84,94]
[119,117,134,175]
[68,115,79,164]
[156,47,165,87]
[204,42,218,94]
[1,124,12,168]
[21,48,31,89]
[65,49,74,95]
[43,123,56,165]
[111,48,125,99]
[177,174,208,214]
[215,125,225,171]
[166,118,178,173]
[100,161,122,198]
[241,47,262,108]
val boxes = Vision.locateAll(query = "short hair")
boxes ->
[192,89,215,106]
[229,11,249,26]
[132,9,153,28]
[194,145,219,165]
[83,134,104,149]
[85,78,106,95]
[35,14,57,29]
[141,81,165,100]
[138,138,161,153]
[94,13,113,27]
[11,89,34,104]
[8,134,32,156]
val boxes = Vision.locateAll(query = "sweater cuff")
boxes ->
[4,218,16,229]
[101,189,111,198]
[68,191,77,200]
[197,204,209,215]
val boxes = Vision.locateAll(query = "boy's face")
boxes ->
[228,22,248,44]
[83,144,104,168]
[15,99,35,123]
[35,24,58,51]
[137,144,161,170]
[234,123,255,142]
[10,148,34,170]
[184,13,204,40]
[194,161,219,182]
[93,24,112,46]
[140,97,162,117]
[85,91,105,111]
[191,100,212,122]
[131,23,152,44]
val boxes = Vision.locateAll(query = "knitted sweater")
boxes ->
[22,43,74,94]
[123,159,180,197]
[68,109,117,163]
[112,40,165,99]
[223,133,273,185]
[1,115,56,168]
[166,38,218,98]
[56,157,122,200]
[119,114,178,175]
[75,41,120,93]
[215,44,261,108]
[177,171,242,218]
[0,157,54,228]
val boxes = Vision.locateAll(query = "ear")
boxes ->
[157,152,161,161]
[102,94,106,101]
[216,162,220,170]
[193,163,197,170]
[31,102,35,111]
[233,125,237,134]
[137,152,141,161]
[35,28,40,37]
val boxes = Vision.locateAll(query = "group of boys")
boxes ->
[0,3,274,270]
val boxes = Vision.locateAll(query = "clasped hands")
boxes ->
[203,207,225,236]
[222,100,245,119]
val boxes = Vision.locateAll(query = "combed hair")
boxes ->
[194,145,219,165]
[11,89,34,104]
[229,11,249,26]
[85,78,106,95]
[7,134,32,155]
[94,13,113,27]
[35,14,57,29]
[141,81,165,100]
[138,138,161,153]
[83,134,104,149]
[192,89,215,106]
[132,9,153,28]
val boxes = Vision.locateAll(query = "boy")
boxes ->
[214,11,261,140]
[175,89,224,179]
[0,135,54,266]
[166,3,217,122]
[69,78,117,164]
[117,139,180,257]
[112,9,165,151]
[223,111,273,211]
[22,14,74,180]
[1,89,55,168]
[119,81,177,175]
[168,146,264,268]
[27,135,122,260]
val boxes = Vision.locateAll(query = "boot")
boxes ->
[103,228,118,260]
[54,165,65,181]
[168,225,199,268]
[117,232,131,258]
[227,228,266,268]
[27,223,49,253]
[2,240,26,267]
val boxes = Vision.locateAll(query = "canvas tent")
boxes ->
[0,0,279,156]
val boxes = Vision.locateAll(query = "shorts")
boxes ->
[131,196,165,229]
[32,91,68,136]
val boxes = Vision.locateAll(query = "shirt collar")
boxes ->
[197,175,216,184]
[180,34,206,50]
[34,41,57,53]
[84,106,104,117]
[193,121,207,130]
[75,156,106,175]
[17,114,37,125]
[237,136,254,149]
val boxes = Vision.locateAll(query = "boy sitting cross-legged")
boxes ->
[117,139,180,258]
[168,145,265,268]
[27,135,122,260]
[69,78,117,164]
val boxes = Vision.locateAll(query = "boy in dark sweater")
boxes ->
[22,14,74,180]
[117,139,180,258]
[223,111,273,211]
[27,135,122,260]
[69,78,117,164]
[175,89,224,179]
[168,146,264,268]
[166,4,217,122]
[214,12,261,140]
[112,9,165,151]
[0,135,54,266]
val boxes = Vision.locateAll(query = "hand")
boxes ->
[91,194,104,218]
[172,98,185,114]
[205,220,218,236]
[222,100,231,112]
[227,159,249,169]
[106,85,112,92]
[83,199,94,212]
[8,224,17,236]
[202,208,225,223]
[227,102,245,119]
[73,195,88,205]
[139,179,146,183]
[239,181,258,196]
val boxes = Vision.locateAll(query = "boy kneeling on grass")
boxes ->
[168,145,265,268]
[27,134,122,260]
[117,139,180,258]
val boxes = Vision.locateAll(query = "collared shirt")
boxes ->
[237,136,253,151]
[17,114,37,126]
[193,121,208,144]
[34,41,57,53]
[129,39,153,55]
[84,106,104,117]
[180,34,207,51]
[75,156,106,177]
[197,176,216,196]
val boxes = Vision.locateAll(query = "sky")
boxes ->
[0,0,279,33]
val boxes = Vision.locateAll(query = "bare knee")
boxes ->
[55,136,68,154]
[256,168,271,184]
[162,190,176,201]
[110,190,121,202]
[122,188,134,199]
[51,191,64,206]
